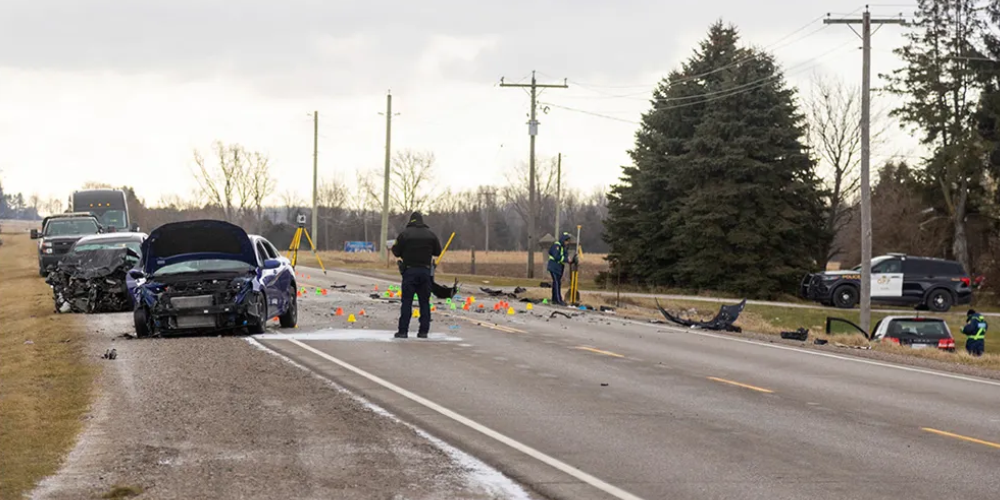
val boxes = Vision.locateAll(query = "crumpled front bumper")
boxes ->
[149,292,262,332]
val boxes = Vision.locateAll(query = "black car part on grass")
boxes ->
[655,298,746,332]
[45,247,137,313]
[780,328,809,341]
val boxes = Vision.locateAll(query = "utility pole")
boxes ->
[378,92,396,265]
[824,8,906,333]
[554,152,562,239]
[312,111,319,245]
[500,71,568,278]
[479,186,496,252]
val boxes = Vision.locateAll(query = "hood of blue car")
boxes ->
[142,220,257,275]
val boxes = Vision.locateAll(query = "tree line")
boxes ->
[605,2,1000,299]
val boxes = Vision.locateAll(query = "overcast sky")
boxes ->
[0,1,923,208]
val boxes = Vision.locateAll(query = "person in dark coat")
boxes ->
[546,232,572,305]
[391,211,442,338]
[961,309,987,356]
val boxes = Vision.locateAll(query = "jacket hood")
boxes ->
[141,219,257,275]
[559,232,572,243]
[406,211,427,228]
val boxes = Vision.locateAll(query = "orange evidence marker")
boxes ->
[478,303,485,309]
[272,316,279,322]
[431,305,437,312]
[335,307,344,316]
[322,289,328,295]
[463,304,470,311]
[358,309,366,316]
[347,314,356,323]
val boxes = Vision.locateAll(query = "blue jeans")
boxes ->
[398,267,432,335]
[550,270,563,304]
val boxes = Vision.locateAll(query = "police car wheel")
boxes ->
[926,289,953,313]
[833,285,858,309]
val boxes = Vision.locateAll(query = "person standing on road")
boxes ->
[391,211,442,339]
[547,232,571,306]
[961,309,987,356]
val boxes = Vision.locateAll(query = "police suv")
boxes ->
[800,253,973,312]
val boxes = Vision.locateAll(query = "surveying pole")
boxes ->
[555,153,562,239]
[379,92,394,265]
[500,71,567,279]
[824,9,906,333]
[311,111,319,246]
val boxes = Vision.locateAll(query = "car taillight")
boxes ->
[960,277,971,287]
[938,338,955,349]
[885,337,900,344]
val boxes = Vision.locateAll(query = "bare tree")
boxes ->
[193,142,240,221]
[351,170,381,242]
[43,196,64,216]
[804,74,888,264]
[192,141,274,224]
[245,150,275,224]
[390,149,435,213]
[501,156,560,231]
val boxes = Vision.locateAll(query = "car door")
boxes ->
[255,239,283,315]
[871,257,904,299]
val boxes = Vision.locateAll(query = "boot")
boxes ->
[394,332,408,339]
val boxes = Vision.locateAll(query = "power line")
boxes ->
[539,102,641,124]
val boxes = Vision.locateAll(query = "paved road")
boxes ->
[256,266,1000,500]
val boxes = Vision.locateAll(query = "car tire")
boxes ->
[925,289,953,313]
[134,307,151,338]
[279,283,297,328]
[833,285,859,309]
[248,293,267,334]
[39,267,46,277]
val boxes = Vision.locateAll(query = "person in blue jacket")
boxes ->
[547,232,572,305]
[961,309,987,356]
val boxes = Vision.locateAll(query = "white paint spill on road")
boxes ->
[252,329,463,342]
[244,338,531,500]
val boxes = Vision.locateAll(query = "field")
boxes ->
[0,233,96,500]
[314,250,610,284]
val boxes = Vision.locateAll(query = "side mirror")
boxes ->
[30,229,39,239]
[131,224,140,232]
[128,269,145,280]
[263,259,281,270]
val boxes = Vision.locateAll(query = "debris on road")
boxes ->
[599,305,617,314]
[23,340,34,345]
[655,298,746,332]
[45,247,137,314]
[780,328,809,341]
[101,348,117,360]
[479,286,526,298]
[550,311,578,319]
[814,339,829,345]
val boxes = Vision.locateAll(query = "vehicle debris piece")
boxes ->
[599,305,617,314]
[329,284,347,289]
[550,311,577,319]
[780,328,809,341]
[480,286,527,298]
[432,278,459,299]
[814,339,829,345]
[102,348,117,360]
[655,298,746,332]
[45,247,137,314]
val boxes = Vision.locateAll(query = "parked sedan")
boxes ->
[131,220,297,337]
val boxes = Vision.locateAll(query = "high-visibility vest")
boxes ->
[549,242,564,263]
[970,315,987,341]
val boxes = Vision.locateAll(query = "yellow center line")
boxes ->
[922,428,1000,450]
[574,346,625,358]
[707,376,774,394]
[440,312,525,334]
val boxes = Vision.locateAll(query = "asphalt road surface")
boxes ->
[250,266,1000,500]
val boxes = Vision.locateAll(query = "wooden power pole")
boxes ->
[379,92,395,265]
[500,71,567,278]
[824,9,906,333]
[312,111,318,244]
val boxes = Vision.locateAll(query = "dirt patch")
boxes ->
[29,305,523,500]
[0,233,95,500]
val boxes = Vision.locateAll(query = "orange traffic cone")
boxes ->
[431,305,437,312]
[322,289,328,295]
[359,309,366,316]
[335,307,344,316]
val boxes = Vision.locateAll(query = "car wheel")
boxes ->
[134,307,151,338]
[926,289,953,313]
[248,293,267,334]
[279,283,297,328]
[833,285,859,309]
[38,267,46,277]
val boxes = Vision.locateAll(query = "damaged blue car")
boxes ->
[130,220,297,337]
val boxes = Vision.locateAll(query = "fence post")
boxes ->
[471,246,476,275]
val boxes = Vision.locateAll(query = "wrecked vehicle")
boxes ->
[827,316,956,351]
[131,220,297,337]
[655,298,746,332]
[45,237,143,313]
[31,212,103,277]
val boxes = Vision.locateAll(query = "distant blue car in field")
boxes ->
[130,220,297,337]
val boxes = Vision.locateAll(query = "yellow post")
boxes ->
[436,231,456,266]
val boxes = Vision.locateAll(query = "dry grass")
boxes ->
[0,233,96,500]
[313,250,609,284]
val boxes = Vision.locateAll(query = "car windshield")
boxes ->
[44,219,99,236]
[73,241,141,256]
[153,259,253,277]
[884,319,950,339]
[99,210,127,229]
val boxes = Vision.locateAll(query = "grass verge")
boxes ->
[0,233,96,500]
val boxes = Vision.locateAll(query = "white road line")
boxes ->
[285,338,645,500]
[641,323,1000,388]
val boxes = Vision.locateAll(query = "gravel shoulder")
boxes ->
[31,310,528,500]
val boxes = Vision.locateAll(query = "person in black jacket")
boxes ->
[391,211,442,338]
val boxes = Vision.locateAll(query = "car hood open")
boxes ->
[141,220,257,275]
